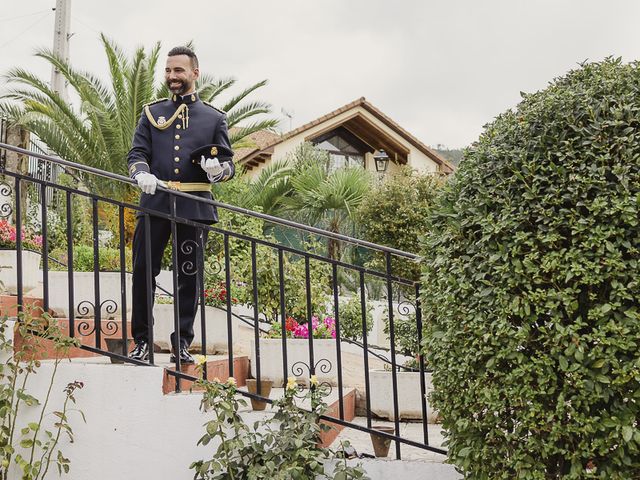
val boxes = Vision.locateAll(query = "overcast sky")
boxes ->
[1,0,639,148]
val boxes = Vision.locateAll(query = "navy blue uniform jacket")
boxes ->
[127,92,234,223]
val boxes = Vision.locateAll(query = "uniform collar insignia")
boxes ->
[172,92,199,105]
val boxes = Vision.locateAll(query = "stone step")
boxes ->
[12,317,133,360]
[233,386,356,448]
[0,294,50,318]
[47,353,250,397]
[333,416,448,462]
[161,354,250,394]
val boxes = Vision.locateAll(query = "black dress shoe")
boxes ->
[128,341,149,361]
[170,346,195,364]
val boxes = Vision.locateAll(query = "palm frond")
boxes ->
[220,79,269,113]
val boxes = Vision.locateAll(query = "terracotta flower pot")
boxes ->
[245,379,273,410]
[369,425,395,457]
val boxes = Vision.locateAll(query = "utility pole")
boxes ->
[51,0,71,101]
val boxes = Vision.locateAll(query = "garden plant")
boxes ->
[0,313,84,480]
[190,375,367,479]
[421,58,640,478]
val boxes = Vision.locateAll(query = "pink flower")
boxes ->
[293,323,309,339]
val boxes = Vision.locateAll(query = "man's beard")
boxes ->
[167,79,193,95]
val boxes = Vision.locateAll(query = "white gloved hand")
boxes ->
[201,156,224,177]
[135,172,165,195]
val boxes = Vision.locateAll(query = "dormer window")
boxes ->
[312,127,372,171]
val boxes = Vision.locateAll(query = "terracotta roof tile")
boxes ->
[231,128,281,161]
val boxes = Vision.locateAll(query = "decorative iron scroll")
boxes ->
[179,239,198,276]
[76,299,120,336]
[0,182,13,218]
[291,357,333,377]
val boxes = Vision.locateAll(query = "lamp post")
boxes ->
[374,149,389,174]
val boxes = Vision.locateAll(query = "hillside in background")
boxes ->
[432,146,465,167]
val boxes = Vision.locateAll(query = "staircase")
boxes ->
[4,295,459,480]
[0,141,460,479]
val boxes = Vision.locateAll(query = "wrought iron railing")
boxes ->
[0,141,444,458]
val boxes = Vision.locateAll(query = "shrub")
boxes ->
[50,245,132,272]
[357,167,443,282]
[0,314,84,479]
[383,312,420,360]
[420,58,640,478]
[190,376,366,479]
[337,295,373,341]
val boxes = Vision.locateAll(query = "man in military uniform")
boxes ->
[126,46,234,363]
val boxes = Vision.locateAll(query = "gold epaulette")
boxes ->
[143,98,166,108]
[203,101,226,115]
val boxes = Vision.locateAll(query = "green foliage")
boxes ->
[383,312,421,361]
[49,245,132,272]
[357,166,443,281]
[420,58,640,478]
[200,178,332,322]
[0,314,84,480]
[337,296,373,341]
[243,143,372,260]
[0,35,277,201]
[190,377,367,479]
[285,144,372,260]
[212,243,331,323]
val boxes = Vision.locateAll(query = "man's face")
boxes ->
[165,54,199,95]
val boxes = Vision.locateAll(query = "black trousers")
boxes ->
[131,216,207,350]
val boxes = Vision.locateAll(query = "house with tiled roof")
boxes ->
[234,97,455,178]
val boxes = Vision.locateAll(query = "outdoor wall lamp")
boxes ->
[373,149,389,172]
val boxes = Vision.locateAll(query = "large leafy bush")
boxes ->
[421,58,640,478]
[357,167,442,282]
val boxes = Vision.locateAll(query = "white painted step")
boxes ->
[6,321,460,480]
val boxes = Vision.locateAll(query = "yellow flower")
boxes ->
[227,377,237,386]
[310,375,318,386]
[194,354,207,366]
[286,376,297,391]
[212,377,221,383]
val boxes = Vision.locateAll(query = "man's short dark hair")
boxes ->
[167,46,199,69]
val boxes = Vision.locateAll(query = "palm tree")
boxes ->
[0,34,278,200]
[244,142,372,259]
[242,159,294,215]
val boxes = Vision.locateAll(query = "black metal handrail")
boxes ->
[0,142,418,260]
[0,142,440,459]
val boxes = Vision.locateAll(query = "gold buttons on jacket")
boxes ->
[174,145,179,151]
[174,168,180,174]
[174,157,180,162]
[176,125,181,130]
[175,134,180,140]
[178,114,183,119]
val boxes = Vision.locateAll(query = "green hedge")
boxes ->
[50,245,132,272]
[420,58,640,478]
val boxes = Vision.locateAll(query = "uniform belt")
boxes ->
[163,181,211,192]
